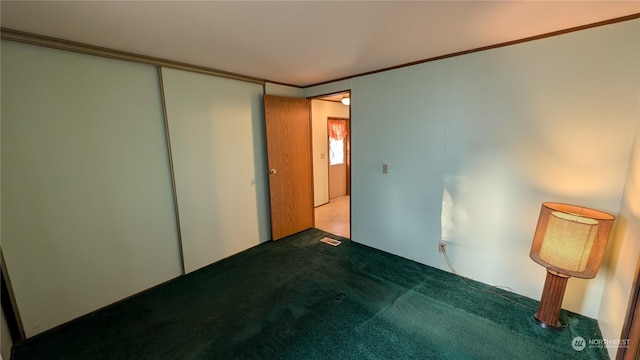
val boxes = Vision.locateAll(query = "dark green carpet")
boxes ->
[12,229,608,359]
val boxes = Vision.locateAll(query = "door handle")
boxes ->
[269,168,277,175]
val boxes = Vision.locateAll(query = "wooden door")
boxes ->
[329,162,347,199]
[264,95,314,240]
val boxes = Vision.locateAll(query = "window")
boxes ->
[329,138,344,165]
[328,119,347,165]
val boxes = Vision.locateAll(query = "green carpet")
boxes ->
[12,229,608,359]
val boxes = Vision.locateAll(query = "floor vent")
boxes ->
[320,237,341,246]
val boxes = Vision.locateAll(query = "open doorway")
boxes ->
[311,92,351,238]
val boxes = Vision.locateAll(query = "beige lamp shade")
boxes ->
[529,202,614,279]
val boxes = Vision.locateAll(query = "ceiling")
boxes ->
[1,1,638,87]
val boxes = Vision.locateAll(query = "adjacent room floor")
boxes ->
[12,228,607,360]
[314,195,350,238]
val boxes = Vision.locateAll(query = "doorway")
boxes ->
[311,93,351,238]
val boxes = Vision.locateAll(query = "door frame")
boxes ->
[617,253,640,360]
[307,90,352,238]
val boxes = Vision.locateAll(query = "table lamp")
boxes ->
[529,202,614,329]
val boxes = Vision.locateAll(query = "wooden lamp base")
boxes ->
[534,269,569,330]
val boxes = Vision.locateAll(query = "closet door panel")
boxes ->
[161,68,269,273]
[1,41,182,337]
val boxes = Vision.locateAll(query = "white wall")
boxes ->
[161,68,270,273]
[599,119,640,359]
[311,100,350,206]
[440,20,639,318]
[1,41,183,337]
[306,19,640,319]
[265,82,304,98]
[305,80,352,99]
[350,61,449,255]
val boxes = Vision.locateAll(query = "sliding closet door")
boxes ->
[161,68,270,274]
[1,41,183,337]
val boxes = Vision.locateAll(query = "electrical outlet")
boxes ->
[438,241,447,253]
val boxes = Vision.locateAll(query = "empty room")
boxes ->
[1,2,639,360]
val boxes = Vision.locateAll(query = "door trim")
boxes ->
[617,253,640,360]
